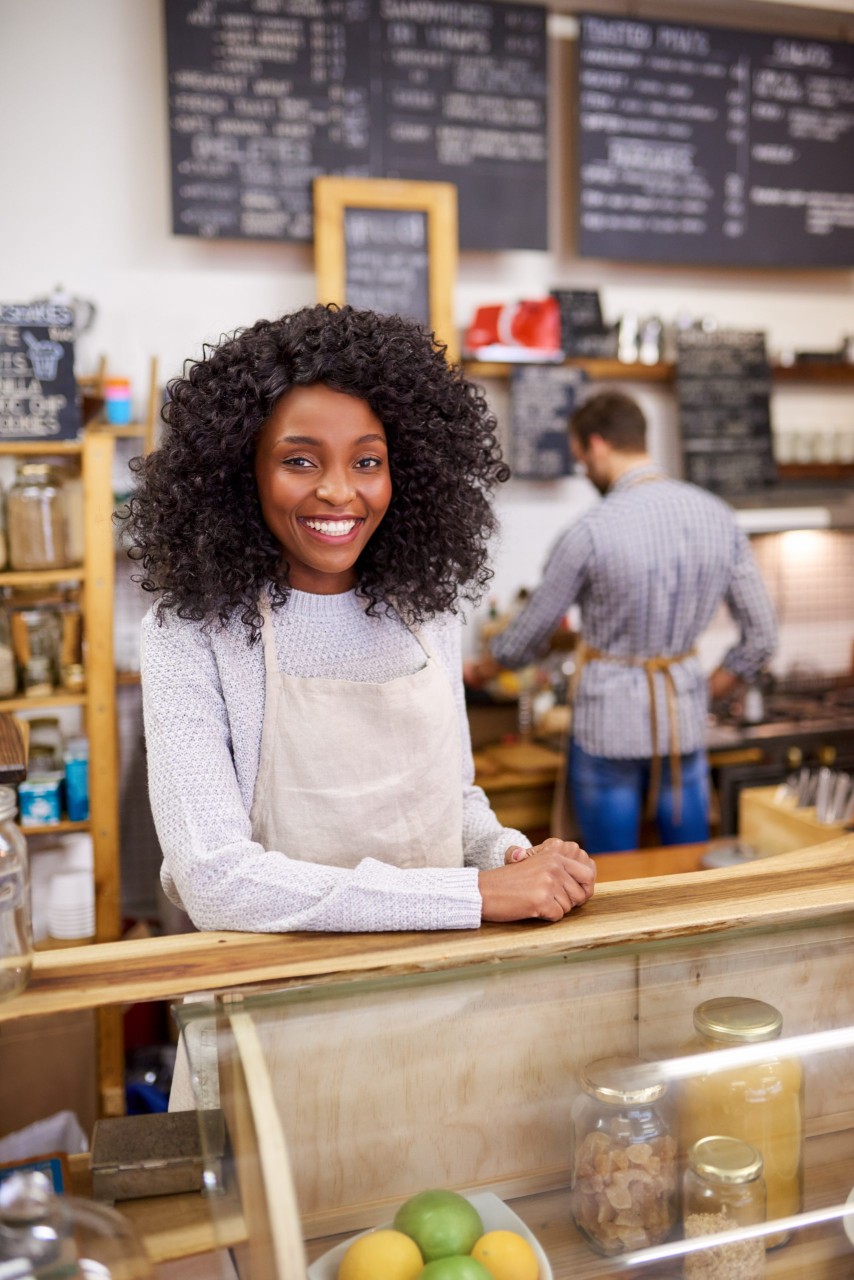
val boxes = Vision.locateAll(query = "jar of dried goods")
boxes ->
[678,997,802,1247]
[683,1136,766,1279]
[570,1055,678,1256]
[7,463,71,571]
[0,785,32,1001]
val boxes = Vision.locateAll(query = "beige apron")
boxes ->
[248,596,463,868]
[170,597,463,1109]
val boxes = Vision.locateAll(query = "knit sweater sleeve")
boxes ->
[141,612,484,933]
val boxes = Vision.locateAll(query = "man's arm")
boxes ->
[714,526,778,689]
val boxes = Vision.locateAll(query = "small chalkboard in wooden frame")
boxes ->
[313,177,459,362]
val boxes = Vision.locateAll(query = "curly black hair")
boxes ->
[122,304,509,641]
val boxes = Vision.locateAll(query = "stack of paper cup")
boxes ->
[47,870,95,945]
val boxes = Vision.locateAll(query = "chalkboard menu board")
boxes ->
[550,289,617,358]
[577,14,854,267]
[164,0,547,250]
[343,208,429,324]
[510,365,587,480]
[676,329,776,496]
[0,304,80,442]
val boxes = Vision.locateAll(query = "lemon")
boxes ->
[393,1189,483,1262]
[337,1228,423,1280]
[471,1229,539,1280]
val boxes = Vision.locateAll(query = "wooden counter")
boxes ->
[3,835,852,1026]
[18,835,853,1278]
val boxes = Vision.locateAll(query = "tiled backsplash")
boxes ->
[698,530,854,678]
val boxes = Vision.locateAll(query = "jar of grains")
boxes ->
[6,463,71,571]
[678,997,803,1248]
[570,1055,678,1256]
[683,1136,766,1280]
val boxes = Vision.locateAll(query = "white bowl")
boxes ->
[307,1190,553,1280]
[843,1184,854,1248]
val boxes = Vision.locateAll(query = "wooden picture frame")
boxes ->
[313,176,459,362]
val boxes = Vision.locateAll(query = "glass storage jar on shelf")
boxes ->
[677,997,803,1247]
[570,1055,678,1256]
[683,1136,766,1280]
[6,462,72,571]
[0,606,16,698]
[0,784,32,1001]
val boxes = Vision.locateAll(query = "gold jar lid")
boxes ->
[16,462,54,480]
[689,1136,764,1183]
[579,1055,668,1105]
[693,997,782,1044]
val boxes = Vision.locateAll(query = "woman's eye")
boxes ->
[355,456,383,469]
[281,455,314,468]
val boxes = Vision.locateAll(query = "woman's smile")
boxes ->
[255,384,392,594]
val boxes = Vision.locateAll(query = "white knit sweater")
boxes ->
[141,587,529,933]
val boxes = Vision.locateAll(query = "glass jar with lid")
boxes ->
[0,784,32,1001]
[683,1136,766,1279]
[0,1169,151,1277]
[570,1055,678,1256]
[6,462,71,571]
[678,997,803,1247]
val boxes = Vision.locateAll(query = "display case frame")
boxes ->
[175,846,854,1280]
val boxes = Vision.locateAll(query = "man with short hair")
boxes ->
[469,390,777,854]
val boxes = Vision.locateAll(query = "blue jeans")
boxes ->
[568,739,710,854]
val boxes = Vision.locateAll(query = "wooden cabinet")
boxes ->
[0,428,123,1115]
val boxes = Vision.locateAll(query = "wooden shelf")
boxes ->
[24,818,90,837]
[0,440,84,455]
[462,357,854,384]
[116,669,141,685]
[0,566,84,587]
[463,357,675,382]
[777,462,854,481]
[0,693,87,712]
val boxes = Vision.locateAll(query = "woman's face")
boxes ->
[254,384,392,594]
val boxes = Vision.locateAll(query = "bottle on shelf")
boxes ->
[683,1136,766,1280]
[6,462,72,572]
[0,784,33,1001]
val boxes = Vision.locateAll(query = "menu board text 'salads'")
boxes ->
[164,0,547,250]
[577,13,854,267]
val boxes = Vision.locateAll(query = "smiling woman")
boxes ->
[120,304,595,941]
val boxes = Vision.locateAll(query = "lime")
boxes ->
[337,1228,423,1280]
[393,1190,483,1262]
[419,1260,493,1280]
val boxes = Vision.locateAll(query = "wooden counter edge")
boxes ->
[5,834,853,1024]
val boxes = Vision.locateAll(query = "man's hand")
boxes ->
[709,666,739,702]
[480,839,596,923]
[463,655,503,688]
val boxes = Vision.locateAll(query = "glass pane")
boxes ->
[174,912,854,1278]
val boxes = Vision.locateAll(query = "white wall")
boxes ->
[2,0,852,666]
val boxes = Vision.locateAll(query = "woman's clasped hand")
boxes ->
[480,839,596,922]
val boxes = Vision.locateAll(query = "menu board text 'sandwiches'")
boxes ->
[577,14,854,267]
[164,0,547,250]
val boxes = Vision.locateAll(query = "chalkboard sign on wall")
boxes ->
[577,14,854,267]
[0,304,80,442]
[510,365,587,480]
[163,0,548,251]
[676,329,776,496]
[343,208,429,325]
[314,176,458,358]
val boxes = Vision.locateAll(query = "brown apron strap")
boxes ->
[574,641,696,824]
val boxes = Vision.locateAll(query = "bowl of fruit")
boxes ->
[308,1188,551,1280]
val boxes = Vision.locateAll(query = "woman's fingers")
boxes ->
[479,848,597,923]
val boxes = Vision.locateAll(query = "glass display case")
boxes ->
[176,904,854,1279]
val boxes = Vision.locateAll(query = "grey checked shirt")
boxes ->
[492,464,778,760]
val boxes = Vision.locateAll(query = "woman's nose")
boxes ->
[316,473,355,505]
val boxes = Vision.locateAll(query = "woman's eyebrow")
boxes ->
[277,433,387,446]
